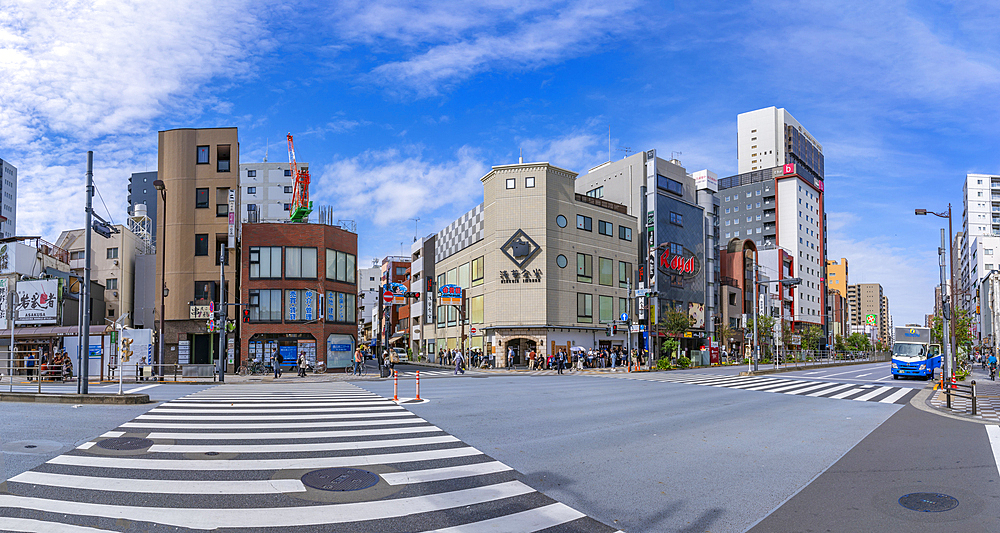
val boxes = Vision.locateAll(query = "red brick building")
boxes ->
[240,222,358,372]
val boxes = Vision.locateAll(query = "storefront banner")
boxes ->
[15,279,60,325]
[0,278,7,323]
[123,329,154,365]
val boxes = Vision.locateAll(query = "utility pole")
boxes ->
[939,229,951,379]
[80,151,94,394]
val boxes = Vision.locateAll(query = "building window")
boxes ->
[577,253,593,283]
[107,278,118,290]
[108,308,115,317]
[106,247,118,259]
[284,169,292,176]
[556,254,568,268]
[619,225,632,241]
[283,203,291,211]
[284,186,293,194]
[70,251,84,260]
[216,145,231,172]
[669,212,683,226]
[619,297,629,317]
[285,247,318,278]
[217,203,228,217]
[325,249,357,283]
[247,170,256,178]
[598,220,613,236]
[286,289,320,321]
[247,186,256,195]
[470,295,484,324]
[396,266,407,277]
[249,289,282,321]
[577,293,593,323]
[556,214,567,228]
[577,215,592,231]
[586,186,603,198]
[658,175,684,196]
[249,246,282,279]
[325,291,356,323]
[599,295,614,323]
[194,281,219,302]
[506,178,516,189]
[196,188,209,208]
[194,235,208,256]
[525,177,535,188]
[471,256,484,286]
[599,257,613,286]
[196,146,209,165]
[619,261,632,288]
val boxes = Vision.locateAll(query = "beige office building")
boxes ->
[431,161,637,362]
[827,258,848,298]
[847,282,891,344]
[157,128,239,366]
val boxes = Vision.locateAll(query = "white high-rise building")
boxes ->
[0,158,17,238]
[239,162,307,224]
[737,107,824,179]
[960,173,1000,339]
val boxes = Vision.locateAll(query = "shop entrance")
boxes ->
[504,338,536,365]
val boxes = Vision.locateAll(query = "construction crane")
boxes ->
[286,133,312,222]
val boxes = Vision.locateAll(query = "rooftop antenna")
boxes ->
[608,125,611,163]
[263,138,268,162]
[617,146,633,159]
[519,148,523,165]
[671,151,682,163]
[411,217,420,242]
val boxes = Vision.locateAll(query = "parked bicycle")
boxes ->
[237,360,267,376]
[345,361,368,376]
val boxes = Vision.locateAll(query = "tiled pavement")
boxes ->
[929,365,1000,423]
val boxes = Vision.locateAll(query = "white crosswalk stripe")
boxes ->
[0,383,616,532]
[597,372,918,404]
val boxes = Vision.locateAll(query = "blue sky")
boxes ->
[1,0,998,326]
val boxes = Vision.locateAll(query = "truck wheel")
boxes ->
[893,375,898,380]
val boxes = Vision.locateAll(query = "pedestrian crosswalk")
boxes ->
[0,384,618,532]
[600,372,919,404]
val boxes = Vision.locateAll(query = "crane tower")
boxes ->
[286,133,312,222]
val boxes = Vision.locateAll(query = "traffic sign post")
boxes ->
[382,291,393,304]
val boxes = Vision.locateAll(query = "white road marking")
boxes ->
[148,434,460,453]
[878,388,911,404]
[783,382,844,395]
[48,446,483,471]
[150,403,390,413]
[0,517,116,532]
[804,371,823,375]
[986,426,1000,478]
[136,409,405,421]
[100,431,124,438]
[162,401,386,408]
[829,388,867,399]
[76,442,95,450]
[855,373,872,378]
[145,425,439,440]
[124,384,159,393]
[804,383,855,397]
[0,481,535,529]
[121,416,420,430]
[428,503,585,533]
[8,472,307,494]
[853,386,894,402]
[381,461,513,485]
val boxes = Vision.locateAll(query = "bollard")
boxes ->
[971,380,977,416]
[416,370,421,400]
[393,370,398,401]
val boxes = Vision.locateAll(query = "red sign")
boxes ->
[382,291,393,304]
[783,163,795,175]
[471,327,477,335]
[658,248,697,275]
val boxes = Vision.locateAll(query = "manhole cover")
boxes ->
[899,493,959,512]
[301,468,380,491]
[24,445,37,449]
[97,437,154,451]
[205,451,220,456]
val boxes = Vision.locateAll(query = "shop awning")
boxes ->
[387,333,408,344]
[0,325,109,338]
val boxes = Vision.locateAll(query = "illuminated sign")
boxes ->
[865,314,876,326]
[439,284,463,306]
[657,246,700,277]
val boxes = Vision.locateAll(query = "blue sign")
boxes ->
[620,313,628,322]
[88,344,102,359]
[329,344,352,352]
[278,345,297,365]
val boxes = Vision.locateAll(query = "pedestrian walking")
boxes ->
[454,350,465,374]
[273,347,283,378]
[507,347,515,370]
[556,350,565,374]
[298,352,307,377]
[25,352,35,381]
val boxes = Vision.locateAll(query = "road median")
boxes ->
[0,392,151,404]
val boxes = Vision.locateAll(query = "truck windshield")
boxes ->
[893,344,926,358]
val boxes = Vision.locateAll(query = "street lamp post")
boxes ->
[753,274,802,373]
[916,205,956,379]
[154,179,167,379]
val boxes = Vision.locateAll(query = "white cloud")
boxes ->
[313,145,488,227]
[518,130,608,172]
[0,0,268,239]
[334,0,643,96]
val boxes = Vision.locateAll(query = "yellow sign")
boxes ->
[683,332,693,338]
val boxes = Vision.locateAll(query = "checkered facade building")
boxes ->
[435,203,484,261]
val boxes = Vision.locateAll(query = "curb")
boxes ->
[912,387,999,426]
[0,392,152,405]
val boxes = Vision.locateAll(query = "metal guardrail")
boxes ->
[107,363,221,382]
[941,378,977,415]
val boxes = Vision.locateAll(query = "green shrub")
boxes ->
[677,356,691,369]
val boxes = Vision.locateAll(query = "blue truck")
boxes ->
[891,326,941,380]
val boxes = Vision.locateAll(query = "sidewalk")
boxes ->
[928,365,1000,423]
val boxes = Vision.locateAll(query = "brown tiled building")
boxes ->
[240,222,358,372]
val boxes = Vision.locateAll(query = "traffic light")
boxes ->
[242,309,250,323]
[606,326,612,337]
[611,324,617,334]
